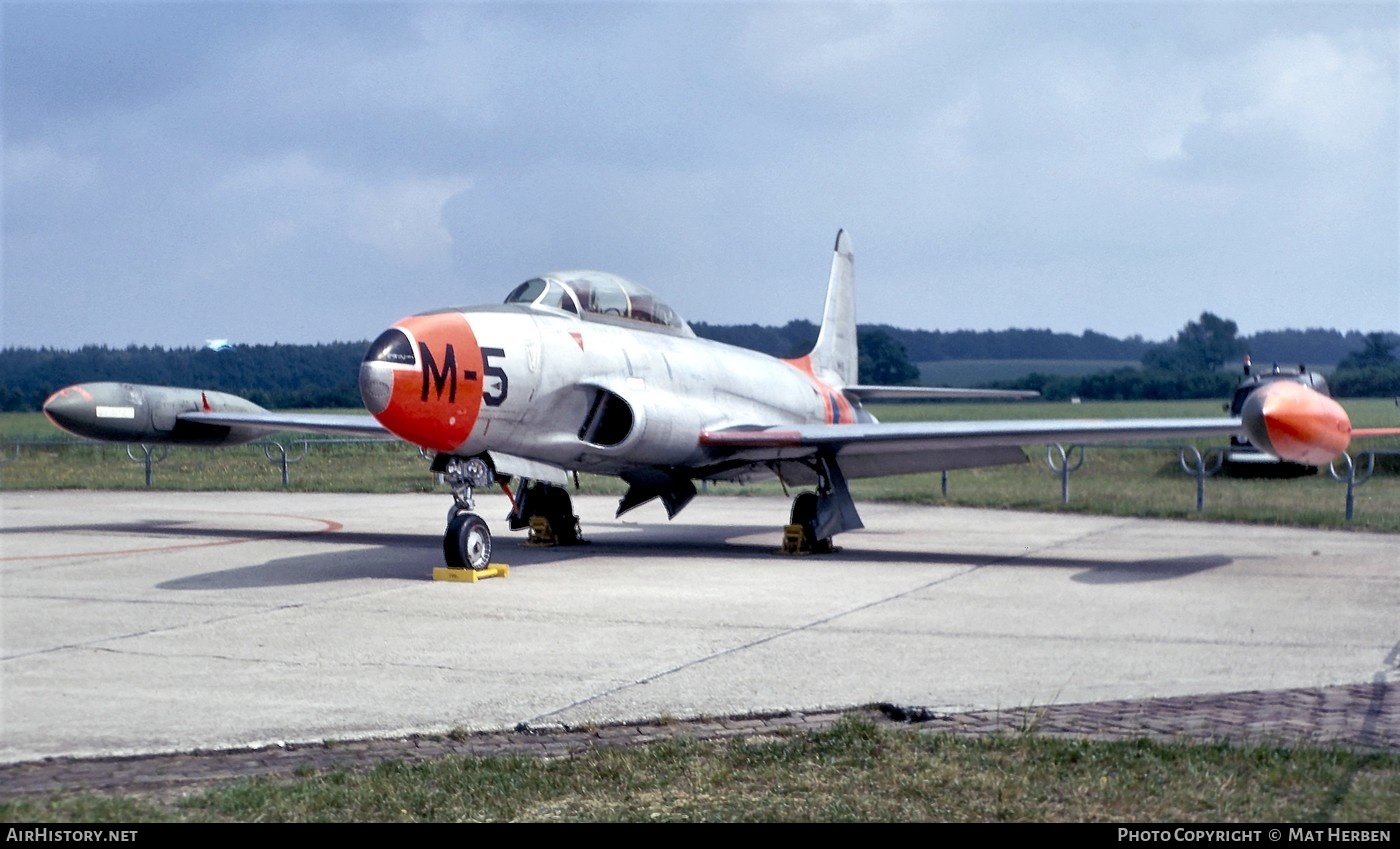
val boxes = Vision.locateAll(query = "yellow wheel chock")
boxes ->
[433,564,510,582]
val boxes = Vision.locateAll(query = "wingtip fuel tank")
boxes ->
[1238,380,1352,466]
[43,382,271,446]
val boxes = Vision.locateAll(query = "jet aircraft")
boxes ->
[43,231,1371,570]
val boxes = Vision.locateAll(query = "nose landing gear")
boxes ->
[441,455,496,570]
[437,455,589,569]
[444,511,492,570]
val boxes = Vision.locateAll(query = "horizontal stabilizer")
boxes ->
[1351,427,1400,438]
[843,385,1039,402]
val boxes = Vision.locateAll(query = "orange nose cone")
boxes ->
[1240,381,1351,466]
[361,313,484,453]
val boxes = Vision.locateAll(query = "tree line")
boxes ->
[689,320,1154,361]
[0,343,364,412]
[988,317,1399,401]
[1,320,1395,412]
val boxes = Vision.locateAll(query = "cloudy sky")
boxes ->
[3,1,1396,351]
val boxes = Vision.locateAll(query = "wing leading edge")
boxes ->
[177,410,390,438]
[699,417,1245,479]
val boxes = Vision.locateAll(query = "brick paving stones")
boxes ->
[2,683,1393,800]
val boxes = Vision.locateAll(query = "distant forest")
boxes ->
[689,320,1385,367]
[3,322,1396,412]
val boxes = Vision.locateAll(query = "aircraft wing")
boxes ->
[41,382,393,446]
[177,410,391,438]
[698,417,1244,479]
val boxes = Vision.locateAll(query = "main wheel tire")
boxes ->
[444,512,493,570]
[790,492,819,535]
[542,486,580,544]
[788,492,834,553]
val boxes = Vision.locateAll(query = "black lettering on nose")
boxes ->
[419,342,458,402]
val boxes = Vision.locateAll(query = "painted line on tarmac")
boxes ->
[0,511,344,562]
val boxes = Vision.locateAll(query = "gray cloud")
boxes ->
[3,1,1395,349]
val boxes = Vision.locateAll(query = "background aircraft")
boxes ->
[44,231,1367,570]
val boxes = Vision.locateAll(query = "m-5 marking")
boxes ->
[482,347,508,406]
[419,343,508,406]
[420,342,458,402]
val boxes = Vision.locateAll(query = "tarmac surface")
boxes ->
[2,490,1398,798]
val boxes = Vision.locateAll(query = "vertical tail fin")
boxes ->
[807,229,858,387]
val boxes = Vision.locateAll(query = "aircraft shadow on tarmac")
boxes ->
[119,522,1234,591]
[3,517,1232,589]
[4,520,344,543]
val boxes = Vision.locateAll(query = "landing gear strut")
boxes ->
[509,481,585,546]
[436,452,590,565]
[442,456,495,570]
[779,451,862,555]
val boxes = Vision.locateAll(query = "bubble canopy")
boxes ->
[503,271,692,334]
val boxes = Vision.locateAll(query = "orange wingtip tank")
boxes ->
[1239,380,1352,466]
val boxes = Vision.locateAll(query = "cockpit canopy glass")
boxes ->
[503,271,690,333]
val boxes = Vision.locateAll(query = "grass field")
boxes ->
[4,718,1398,823]
[917,358,1140,386]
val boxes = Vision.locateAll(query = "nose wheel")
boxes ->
[444,511,493,570]
[439,455,497,570]
[435,454,586,568]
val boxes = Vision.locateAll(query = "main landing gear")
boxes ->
[778,452,864,556]
[782,491,837,554]
[439,455,587,570]
[509,480,585,547]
